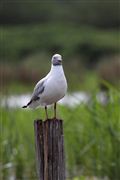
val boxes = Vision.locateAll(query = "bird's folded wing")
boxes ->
[31,79,45,101]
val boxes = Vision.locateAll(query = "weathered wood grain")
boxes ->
[34,119,65,180]
[34,120,44,180]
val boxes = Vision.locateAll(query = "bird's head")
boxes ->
[51,54,62,66]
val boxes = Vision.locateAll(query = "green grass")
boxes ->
[1,86,120,180]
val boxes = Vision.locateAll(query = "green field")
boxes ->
[1,86,120,180]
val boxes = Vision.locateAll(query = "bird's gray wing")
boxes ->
[22,79,46,108]
[31,79,45,101]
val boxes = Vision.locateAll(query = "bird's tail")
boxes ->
[22,105,28,108]
[22,100,32,108]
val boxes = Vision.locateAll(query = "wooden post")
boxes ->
[34,119,66,180]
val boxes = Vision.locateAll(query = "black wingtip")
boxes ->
[22,105,27,108]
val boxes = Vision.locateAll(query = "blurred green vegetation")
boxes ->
[1,1,120,179]
[1,24,120,92]
[1,0,120,28]
[1,87,120,179]
[0,0,120,91]
[1,24,119,62]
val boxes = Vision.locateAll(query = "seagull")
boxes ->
[22,54,67,119]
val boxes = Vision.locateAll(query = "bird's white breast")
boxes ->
[40,65,67,105]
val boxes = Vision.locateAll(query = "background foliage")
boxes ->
[0,0,120,179]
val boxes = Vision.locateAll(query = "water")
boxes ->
[1,91,107,108]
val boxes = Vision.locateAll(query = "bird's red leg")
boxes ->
[54,102,57,119]
[45,106,48,120]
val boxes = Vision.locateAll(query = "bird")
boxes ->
[22,54,67,119]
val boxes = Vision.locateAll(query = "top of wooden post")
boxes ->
[34,118,65,180]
